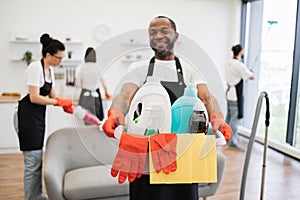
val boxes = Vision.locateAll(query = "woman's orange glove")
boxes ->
[55,98,72,107]
[102,108,125,138]
[63,105,74,114]
[210,111,232,142]
[111,133,148,184]
[150,133,177,174]
[105,92,112,99]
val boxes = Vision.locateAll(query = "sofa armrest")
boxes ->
[44,128,74,200]
[44,126,119,200]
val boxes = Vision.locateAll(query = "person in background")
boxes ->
[75,47,111,123]
[225,44,254,151]
[102,16,232,200]
[17,33,73,200]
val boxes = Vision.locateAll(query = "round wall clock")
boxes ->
[93,25,111,42]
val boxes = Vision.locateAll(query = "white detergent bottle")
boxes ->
[127,76,171,135]
[143,104,162,136]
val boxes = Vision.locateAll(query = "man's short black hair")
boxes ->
[154,16,177,31]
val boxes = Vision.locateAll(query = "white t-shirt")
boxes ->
[75,62,101,91]
[125,58,207,87]
[225,58,253,101]
[23,60,55,94]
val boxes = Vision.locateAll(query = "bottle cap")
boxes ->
[146,76,160,84]
[114,125,124,139]
[184,83,197,97]
[193,101,205,111]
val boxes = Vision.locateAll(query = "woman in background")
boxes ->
[225,44,254,151]
[17,33,73,200]
[75,47,111,123]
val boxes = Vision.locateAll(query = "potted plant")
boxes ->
[22,51,33,66]
[67,51,73,59]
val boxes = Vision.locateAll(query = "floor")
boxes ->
[209,137,300,200]
[0,136,299,200]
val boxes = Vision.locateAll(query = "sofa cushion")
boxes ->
[64,165,129,200]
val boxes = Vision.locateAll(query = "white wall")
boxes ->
[0,0,242,92]
[0,0,243,152]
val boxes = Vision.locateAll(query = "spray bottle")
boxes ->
[73,106,101,126]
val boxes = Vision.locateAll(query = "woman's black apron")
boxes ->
[235,79,244,119]
[227,79,244,119]
[78,88,104,121]
[18,60,52,151]
[130,57,199,200]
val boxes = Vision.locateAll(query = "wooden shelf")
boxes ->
[0,96,20,103]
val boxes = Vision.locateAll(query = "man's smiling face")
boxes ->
[148,18,178,59]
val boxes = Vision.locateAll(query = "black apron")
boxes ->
[130,57,199,200]
[18,60,52,151]
[78,88,104,121]
[235,79,244,119]
[226,79,244,119]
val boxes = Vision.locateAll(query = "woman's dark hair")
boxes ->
[40,33,65,57]
[84,47,96,63]
[232,44,243,57]
[154,16,177,31]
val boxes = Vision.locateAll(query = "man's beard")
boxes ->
[151,41,175,59]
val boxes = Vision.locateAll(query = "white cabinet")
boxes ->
[0,102,85,154]
[0,102,19,153]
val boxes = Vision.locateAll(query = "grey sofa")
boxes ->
[44,126,129,200]
[44,126,225,200]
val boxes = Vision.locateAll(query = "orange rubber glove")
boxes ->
[63,105,73,114]
[102,108,125,138]
[111,133,148,184]
[105,92,112,99]
[210,111,232,142]
[150,133,177,174]
[220,123,232,142]
[55,98,72,107]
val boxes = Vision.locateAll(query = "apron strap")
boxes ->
[40,59,52,83]
[147,56,184,83]
[235,79,244,119]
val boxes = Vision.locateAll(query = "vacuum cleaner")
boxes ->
[240,91,270,200]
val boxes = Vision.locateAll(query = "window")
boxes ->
[241,0,300,156]
[257,0,298,148]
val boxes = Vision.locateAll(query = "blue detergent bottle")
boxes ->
[171,83,202,133]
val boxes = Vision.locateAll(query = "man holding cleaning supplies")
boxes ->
[102,16,232,200]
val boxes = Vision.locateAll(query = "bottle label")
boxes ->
[144,129,159,136]
[189,112,207,134]
[190,120,207,133]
